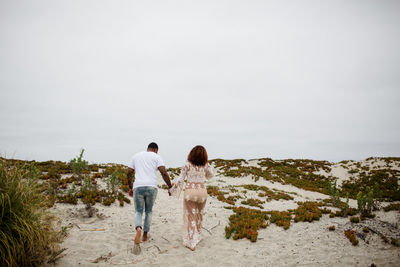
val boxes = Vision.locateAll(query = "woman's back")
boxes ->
[180,162,213,183]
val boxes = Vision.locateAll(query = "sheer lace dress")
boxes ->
[170,162,214,249]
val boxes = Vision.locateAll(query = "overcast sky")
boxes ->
[1,0,399,167]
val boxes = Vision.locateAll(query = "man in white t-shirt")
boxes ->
[127,142,172,246]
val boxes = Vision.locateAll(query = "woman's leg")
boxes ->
[183,188,207,250]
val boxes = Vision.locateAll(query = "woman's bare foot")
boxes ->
[186,245,195,251]
[134,227,142,244]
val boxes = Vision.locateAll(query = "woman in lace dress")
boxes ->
[169,145,214,251]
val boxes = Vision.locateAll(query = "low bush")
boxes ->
[107,171,122,194]
[350,216,360,223]
[293,202,322,223]
[207,186,236,205]
[240,184,293,201]
[241,198,265,209]
[383,203,400,212]
[344,229,359,246]
[69,148,88,177]
[268,211,292,230]
[225,207,268,242]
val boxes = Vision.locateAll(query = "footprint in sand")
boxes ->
[132,244,141,255]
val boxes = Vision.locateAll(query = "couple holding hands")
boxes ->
[127,143,214,251]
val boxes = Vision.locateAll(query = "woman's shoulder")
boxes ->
[183,161,206,170]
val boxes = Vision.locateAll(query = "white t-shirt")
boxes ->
[128,151,165,189]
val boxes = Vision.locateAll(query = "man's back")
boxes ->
[129,151,164,188]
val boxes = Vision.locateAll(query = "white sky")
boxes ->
[1,0,399,167]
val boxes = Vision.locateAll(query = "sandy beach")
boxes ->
[47,158,400,267]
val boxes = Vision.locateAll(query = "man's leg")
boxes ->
[143,187,158,241]
[133,187,145,244]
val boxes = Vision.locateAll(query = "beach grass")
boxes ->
[0,160,60,266]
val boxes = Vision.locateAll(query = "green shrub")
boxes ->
[356,186,377,217]
[0,160,60,266]
[328,180,340,207]
[107,171,122,195]
[70,148,88,177]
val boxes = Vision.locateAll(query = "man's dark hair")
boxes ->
[147,142,158,150]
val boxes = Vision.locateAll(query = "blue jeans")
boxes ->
[133,186,158,233]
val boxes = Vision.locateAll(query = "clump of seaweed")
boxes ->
[225,206,269,242]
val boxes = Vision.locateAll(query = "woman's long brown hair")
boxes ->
[187,145,208,166]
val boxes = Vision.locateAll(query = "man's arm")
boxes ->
[127,167,134,197]
[158,166,172,189]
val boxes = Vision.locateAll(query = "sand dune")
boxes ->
[48,158,400,267]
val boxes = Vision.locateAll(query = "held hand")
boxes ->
[129,188,133,197]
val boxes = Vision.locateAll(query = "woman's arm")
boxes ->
[205,163,214,180]
[169,163,189,198]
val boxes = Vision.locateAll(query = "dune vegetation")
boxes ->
[0,159,60,266]
[1,154,399,263]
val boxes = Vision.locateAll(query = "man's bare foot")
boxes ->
[142,232,151,242]
[134,227,142,244]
